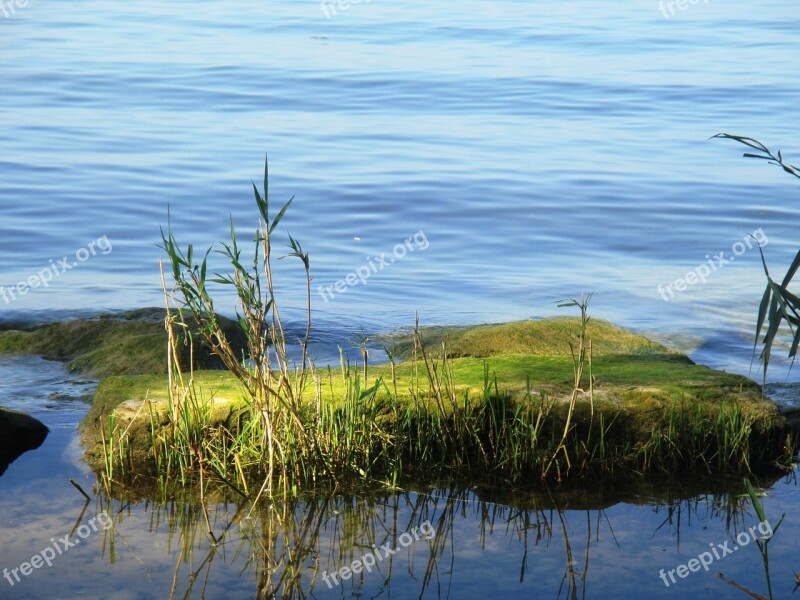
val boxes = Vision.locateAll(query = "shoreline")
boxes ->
[0,308,795,494]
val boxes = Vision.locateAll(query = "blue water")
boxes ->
[1,0,799,379]
[2,6,800,596]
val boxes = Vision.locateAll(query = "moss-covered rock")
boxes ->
[0,308,247,379]
[382,317,669,358]
[80,370,247,474]
[78,318,795,480]
[2,309,789,483]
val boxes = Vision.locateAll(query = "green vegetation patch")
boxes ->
[383,317,668,358]
[80,318,794,486]
[0,308,246,379]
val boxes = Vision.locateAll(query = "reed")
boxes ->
[718,478,785,600]
[159,157,319,496]
[543,292,592,478]
[714,133,800,382]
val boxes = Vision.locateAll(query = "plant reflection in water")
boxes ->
[85,480,775,599]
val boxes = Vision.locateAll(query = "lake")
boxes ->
[1,0,800,598]
[2,0,800,375]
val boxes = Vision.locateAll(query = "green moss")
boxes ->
[6,313,782,482]
[0,308,247,379]
[81,320,773,422]
[383,317,668,358]
[0,330,35,354]
[84,370,244,429]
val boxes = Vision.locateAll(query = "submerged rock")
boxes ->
[0,407,48,476]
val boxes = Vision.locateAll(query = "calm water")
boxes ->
[1,0,800,377]
[2,3,800,598]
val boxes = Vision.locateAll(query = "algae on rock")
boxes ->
[71,316,796,486]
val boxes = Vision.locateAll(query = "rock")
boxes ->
[0,308,248,379]
[0,407,48,476]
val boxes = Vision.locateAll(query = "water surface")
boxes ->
[2,3,800,598]
[1,0,800,378]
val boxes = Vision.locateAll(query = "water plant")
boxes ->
[159,157,318,495]
[718,478,785,600]
[714,134,800,382]
[542,292,593,478]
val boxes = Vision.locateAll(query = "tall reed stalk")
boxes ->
[542,293,592,478]
[159,157,320,495]
[714,134,800,382]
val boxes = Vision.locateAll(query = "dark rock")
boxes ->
[0,307,249,379]
[0,407,48,476]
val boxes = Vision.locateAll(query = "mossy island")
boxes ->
[0,307,793,496]
[0,160,795,498]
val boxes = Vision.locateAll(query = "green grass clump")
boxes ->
[83,318,794,494]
